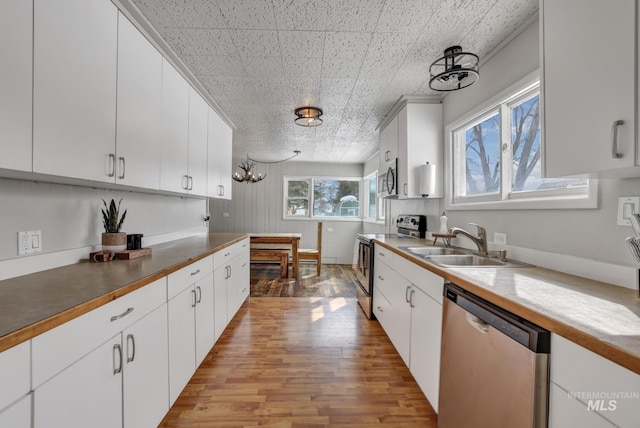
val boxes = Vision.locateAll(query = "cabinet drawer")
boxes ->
[395,256,444,304]
[549,382,615,428]
[373,286,392,328]
[32,277,166,388]
[374,244,394,265]
[213,238,249,269]
[373,258,400,301]
[0,341,30,412]
[168,255,213,300]
[550,334,640,427]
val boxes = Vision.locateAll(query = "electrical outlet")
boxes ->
[327,227,334,232]
[223,213,230,217]
[493,232,507,245]
[18,230,42,255]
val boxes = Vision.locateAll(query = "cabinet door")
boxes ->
[227,253,250,321]
[122,304,169,428]
[409,286,442,413]
[207,107,233,199]
[195,272,216,366]
[542,0,636,177]
[116,12,162,189]
[0,0,32,172]
[0,341,30,412]
[214,265,229,341]
[160,59,189,193]
[549,383,615,428]
[187,88,209,196]
[0,395,31,428]
[34,335,122,428]
[167,285,196,406]
[33,0,118,182]
[379,115,398,171]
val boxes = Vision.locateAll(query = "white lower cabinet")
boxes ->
[34,334,123,428]
[167,269,215,406]
[373,247,443,412]
[214,238,250,330]
[0,394,31,428]
[122,305,169,428]
[549,334,640,428]
[227,251,250,321]
[214,268,228,341]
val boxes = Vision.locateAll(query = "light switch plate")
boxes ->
[617,196,640,226]
[18,230,42,255]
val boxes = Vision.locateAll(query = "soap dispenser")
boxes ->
[439,211,448,234]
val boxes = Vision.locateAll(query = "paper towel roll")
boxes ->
[419,163,437,196]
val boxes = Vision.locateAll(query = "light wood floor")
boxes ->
[159,266,438,427]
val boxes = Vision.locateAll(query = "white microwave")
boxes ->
[378,159,398,198]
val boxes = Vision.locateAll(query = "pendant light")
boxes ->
[429,46,479,92]
[294,107,323,127]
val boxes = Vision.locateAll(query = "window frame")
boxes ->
[362,171,385,224]
[445,71,597,211]
[283,175,363,221]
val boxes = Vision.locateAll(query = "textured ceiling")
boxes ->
[129,0,538,163]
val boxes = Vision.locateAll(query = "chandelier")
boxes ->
[231,151,301,184]
[429,46,479,92]
[232,160,266,183]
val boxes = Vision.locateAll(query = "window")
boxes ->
[284,177,361,219]
[363,172,385,223]
[448,76,594,210]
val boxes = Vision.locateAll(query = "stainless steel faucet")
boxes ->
[448,223,488,256]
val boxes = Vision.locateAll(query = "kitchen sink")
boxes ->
[399,246,467,256]
[425,254,506,267]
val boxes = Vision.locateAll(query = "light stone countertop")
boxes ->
[373,237,640,375]
[0,233,247,353]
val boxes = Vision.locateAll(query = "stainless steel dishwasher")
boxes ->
[439,283,551,428]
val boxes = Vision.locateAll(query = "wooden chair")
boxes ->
[298,222,322,276]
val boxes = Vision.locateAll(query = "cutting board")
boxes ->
[115,248,152,260]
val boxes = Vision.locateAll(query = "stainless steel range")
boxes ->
[354,214,427,319]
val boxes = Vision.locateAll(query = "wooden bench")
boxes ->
[250,249,290,278]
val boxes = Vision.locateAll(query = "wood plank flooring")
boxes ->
[250,264,358,298]
[159,265,438,427]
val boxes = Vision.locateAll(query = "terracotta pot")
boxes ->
[102,232,127,253]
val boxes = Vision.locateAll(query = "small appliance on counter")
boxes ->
[354,214,427,319]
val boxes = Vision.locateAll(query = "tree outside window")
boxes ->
[284,177,360,219]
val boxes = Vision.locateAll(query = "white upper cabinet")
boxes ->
[115,13,162,190]
[160,59,190,193]
[187,88,209,196]
[33,0,118,182]
[207,107,233,200]
[0,0,32,172]
[542,0,638,178]
[379,114,399,173]
[397,103,442,199]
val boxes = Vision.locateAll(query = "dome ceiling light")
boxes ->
[429,46,479,92]
[294,107,323,127]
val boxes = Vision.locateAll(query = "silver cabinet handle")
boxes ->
[377,306,383,312]
[113,343,123,375]
[378,275,384,281]
[118,156,125,179]
[378,252,385,257]
[188,176,194,190]
[183,175,189,190]
[126,334,135,363]
[405,286,411,303]
[403,183,407,195]
[196,285,202,304]
[110,307,134,322]
[190,269,201,276]
[225,252,231,257]
[108,154,115,177]
[409,289,415,308]
[191,289,197,308]
[611,120,624,158]
[228,265,232,278]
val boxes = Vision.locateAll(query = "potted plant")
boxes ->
[101,198,127,252]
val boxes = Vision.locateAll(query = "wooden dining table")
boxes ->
[249,233,302,278]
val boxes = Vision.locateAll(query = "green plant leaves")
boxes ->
[101,198,127,233]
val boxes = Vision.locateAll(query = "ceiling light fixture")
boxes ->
[429,46,479,92]
[232,151,301,184]
[294,107,323,127]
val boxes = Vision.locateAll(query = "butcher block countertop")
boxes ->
[0,233,247,353]
[374,237,640,375]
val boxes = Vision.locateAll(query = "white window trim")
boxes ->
[444,70,598,211]
[283,175,363,221]
[362,172,385,225]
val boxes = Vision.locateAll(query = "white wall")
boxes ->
[441,18,639,268]
[209,160,363,264]
[0,177,207,278]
